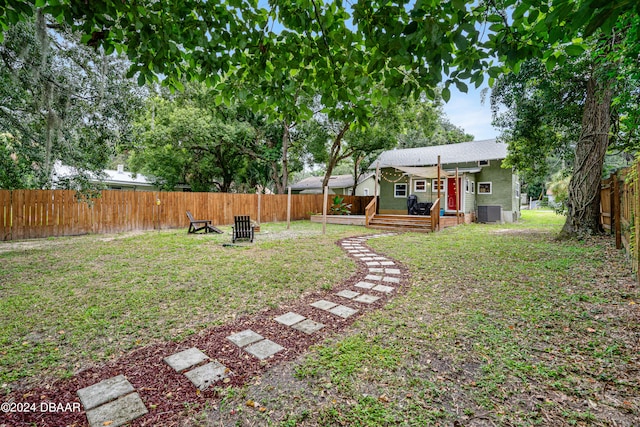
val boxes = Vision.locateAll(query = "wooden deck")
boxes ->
[366,213,474,232]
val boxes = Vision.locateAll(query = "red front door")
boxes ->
[446,178,461,211]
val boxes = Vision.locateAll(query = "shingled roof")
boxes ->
[369,139,507,168]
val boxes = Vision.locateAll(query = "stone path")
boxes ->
[70,233,405,426]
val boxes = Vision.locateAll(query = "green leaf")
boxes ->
[544,55,556,72]
[441,86,451,102]
[565,44,585,57]
[455,80,468,93]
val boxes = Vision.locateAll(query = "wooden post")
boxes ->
[437,155,441,202]
[257,191,262,226]
[455,167,460,224]
[322,186,329,235]
[375,162,380,214]
[286,187,291,229]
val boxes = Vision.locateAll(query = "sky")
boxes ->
[442,84,499,141]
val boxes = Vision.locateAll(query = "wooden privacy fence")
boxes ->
[0,189,373,241]
[600,164,639,280]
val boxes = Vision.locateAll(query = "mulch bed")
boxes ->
[2,235,410,427]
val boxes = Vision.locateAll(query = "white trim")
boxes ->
[478,160,490,167]
[478,182,493,195]
[394,183,408,198]
[431,179,444,192]
[414,179,427,192]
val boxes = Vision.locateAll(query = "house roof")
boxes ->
[369,139,507,168]
[290,174,354,191]
[53,161,155,188]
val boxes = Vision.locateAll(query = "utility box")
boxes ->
[478,205,502,223]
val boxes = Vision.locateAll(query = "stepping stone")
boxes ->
[184,361,228,390]
[164,347,209,373]
[365,275,382,281]
[369,268,384,273]
[385,268,401,275]
[292,319,325,334]
[366,261,381,266]
[227,329,264,348]
[372,284,395,293]
[380,261,395,266]
[360,257,374,261]
[383,276,401,284]
[374,257,388,260]
[353,253,366,257]
[274,312,306,326]
[336,289,360,299]
[354,294,381,304]
[77,375,135,411]
[311,299,338,310]
[355,281,376,289]
[85,392,148,427]
[328,305,358,318]
[245,339,284,360]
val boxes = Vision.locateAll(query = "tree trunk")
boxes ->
[560,75,612,238]
[321,122,351,189]
[277,119,290,194]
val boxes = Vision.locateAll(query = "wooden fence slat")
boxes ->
[0,189,372,241]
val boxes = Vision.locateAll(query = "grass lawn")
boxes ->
[0,221,375,387]
[205,210,640,426]
[1,211,638,426]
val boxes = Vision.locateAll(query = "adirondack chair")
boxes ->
[232,215,255,243]
[186,210,222,234]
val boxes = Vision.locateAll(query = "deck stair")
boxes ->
[367,214,433,232]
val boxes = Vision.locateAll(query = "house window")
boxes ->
[465,179,470,193]
[363,188,369,196]
[471,181,475,194]
[478,182,492,194]
[478,160,490,166]
[394,183,407,198]
[431,179,444,192]
[414,179,427,192]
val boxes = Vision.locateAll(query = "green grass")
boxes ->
[205,210,639,426]
[3,211,639,426]
[0,221,374,385]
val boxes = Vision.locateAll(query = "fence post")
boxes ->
[287,187,291,229]
[613,173,622,249]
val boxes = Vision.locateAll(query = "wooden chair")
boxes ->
[232,215,255,243]
[186,210,222,234]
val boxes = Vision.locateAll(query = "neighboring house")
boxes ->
[290,174,373,195]
[369,139,520,223]
[53,161,160,191]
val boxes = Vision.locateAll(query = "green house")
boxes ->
[369,139,520,223]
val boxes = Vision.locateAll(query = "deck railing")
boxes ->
[430,198,441,231]
[365,196,377,227]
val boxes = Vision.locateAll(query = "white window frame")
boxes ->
[394,183,408,198]
[363,188,369,196]
[478,182,492,194]
[414,179,427,192]
[471,181,475,194]
[515,181,520,198]
[431,179,444,192]
[465,178,470,193]
[478,160,490,167]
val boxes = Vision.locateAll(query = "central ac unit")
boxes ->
[478,205,502,223]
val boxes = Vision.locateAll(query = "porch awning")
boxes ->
[393,166,455,178]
